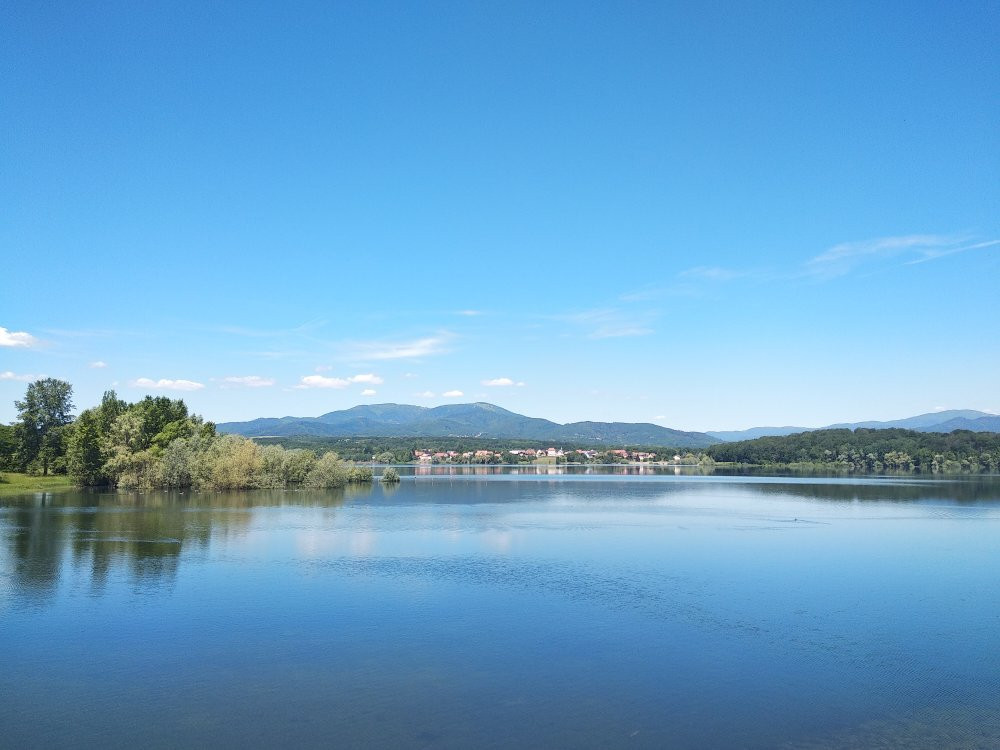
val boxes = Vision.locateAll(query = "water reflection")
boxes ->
[2,474,999,749]
[3,475,998,604]
[0,486,378,600]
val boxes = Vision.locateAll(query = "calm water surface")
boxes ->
[2,470,999,749]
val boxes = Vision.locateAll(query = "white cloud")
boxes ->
[443,390,464,397]
[416,390,435,398]
[131,377,205,392]
[361,388,377,396]
[670,233,999,291]
[0,327,39,348]
[345,334,452,361]
[89,360,108,369]
[315,365,333,372]
[457,310,482,316]
[297,374,350,389]
[557,308,656,340]
[404,372,418,379]
[296,373,383,389]
[1,371,41,382]
[482,377,514,387]
[481,378,525,388]
[223,375,276,388]
[803,234,998,279]
[905,239,1000,265]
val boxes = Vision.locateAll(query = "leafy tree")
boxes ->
[66,409,106,485]
[304,452,357,488]
[15,378,74,475]
[0,423,17,471]
[196,434,265,490]
[283,449,318,484]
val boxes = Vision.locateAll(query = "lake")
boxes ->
[2,469,999,748]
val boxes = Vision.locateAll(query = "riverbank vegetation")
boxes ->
[0,380,373,491]
[706,428,1000,473]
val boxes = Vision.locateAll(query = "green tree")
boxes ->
[15,378,74,475]
[0,423,17,471]
[304,452,351,488]
[66,409,106,485]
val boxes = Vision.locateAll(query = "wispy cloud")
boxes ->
[222,375,276,388]
[679,266,749,282]
[674,233,998,288]
[131,377,205,392]
[349,373,384,385]
[89,360,108,369]
[443,389,464,397]
[618,285,661,302]
[0,327,39,348]
[803,234,997,279]
[361,388,377,396]
[211,319,328,339]
[482,377,525,387]
[415,390,435,398]
[556,308,656,339]
[1,371,43,382]
[457,310,483,317]
[904,239,1000,265]
[343,334,453,361]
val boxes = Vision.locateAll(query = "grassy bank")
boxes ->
[0,472,76,496]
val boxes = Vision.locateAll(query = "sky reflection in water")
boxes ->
[1,471,999,749]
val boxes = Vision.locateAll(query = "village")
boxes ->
[410,447,691,465]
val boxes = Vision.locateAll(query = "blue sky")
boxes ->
[2,1,997,431]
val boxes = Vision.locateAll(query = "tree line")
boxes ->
[0,379,373,490]
[705,427,1000,473]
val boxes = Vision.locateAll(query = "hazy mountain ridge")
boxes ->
[219,405,998,447]
[708,410,998,442]
[218,402,720,448]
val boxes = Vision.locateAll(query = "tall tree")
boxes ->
[0,423,17,471]
[15,378,74,475]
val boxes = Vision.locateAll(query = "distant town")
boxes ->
[412,447,694,464]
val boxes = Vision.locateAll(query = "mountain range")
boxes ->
[217,402,720,448]
[706,410,1000,441]
[217,404,999,447]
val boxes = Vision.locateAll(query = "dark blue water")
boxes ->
[2,472,999,748]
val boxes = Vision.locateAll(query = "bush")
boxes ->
[381,467,400,483]
[304,452,351,488]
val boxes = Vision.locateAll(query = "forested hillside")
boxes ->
[706,428,1000,473]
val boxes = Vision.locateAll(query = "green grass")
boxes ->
[0,472,76,496]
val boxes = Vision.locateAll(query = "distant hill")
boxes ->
[708,410,998,442]
[824,409,994,431]
[707,426,811,441]
[218,402,720,448]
